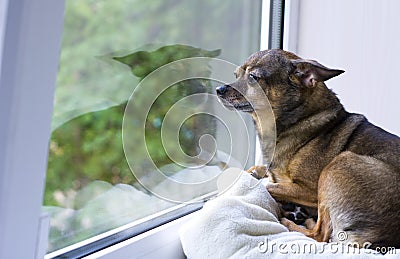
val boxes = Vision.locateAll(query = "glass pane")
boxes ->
[44,0,261,253]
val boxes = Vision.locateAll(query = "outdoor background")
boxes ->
[43,0,261,252]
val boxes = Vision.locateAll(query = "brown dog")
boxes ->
[216,49,400,249]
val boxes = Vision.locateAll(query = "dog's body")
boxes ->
[216,49,400,249]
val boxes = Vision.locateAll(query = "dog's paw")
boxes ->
[246,165,267,179]
[280,217,298,230]
[304,218,316,229]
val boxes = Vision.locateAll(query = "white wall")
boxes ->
[285,0,400,135]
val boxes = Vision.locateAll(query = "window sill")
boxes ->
[45,199,207,258]
[82,212,195,259]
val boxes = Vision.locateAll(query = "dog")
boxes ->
[216,49,400,249]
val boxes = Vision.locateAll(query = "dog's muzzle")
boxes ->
[216,85,230,96]
[216,84,254,112]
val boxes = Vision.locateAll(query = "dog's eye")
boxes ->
[248,74,259,85]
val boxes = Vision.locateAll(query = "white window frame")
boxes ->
[0,0,65,259]
[0,0,269,258]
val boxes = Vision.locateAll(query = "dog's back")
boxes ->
[325,116,400,248]
[346,117,400,170]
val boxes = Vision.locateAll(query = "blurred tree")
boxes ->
[45,44,220,206]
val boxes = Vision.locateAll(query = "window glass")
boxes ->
[44,0,261,253]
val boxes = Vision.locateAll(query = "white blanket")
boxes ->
[179,172,399,258]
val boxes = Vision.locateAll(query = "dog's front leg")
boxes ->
[266,182,317,208]
[246,165,267,179]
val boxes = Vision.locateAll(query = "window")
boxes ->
[43,0,262,256]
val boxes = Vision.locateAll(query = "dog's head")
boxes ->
[216,49,344,119]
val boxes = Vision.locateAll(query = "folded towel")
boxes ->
[179,172,399,258]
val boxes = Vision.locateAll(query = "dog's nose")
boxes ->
[216,85,228,95]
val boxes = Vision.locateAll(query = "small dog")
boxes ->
[216,49,400,249]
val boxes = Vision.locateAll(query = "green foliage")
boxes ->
[45,44,220,207]
[114,44,220,78]
[46,105,131,207]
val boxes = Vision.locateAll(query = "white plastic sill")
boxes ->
[82,212,196,259]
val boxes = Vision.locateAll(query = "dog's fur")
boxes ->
[216,49,400,249]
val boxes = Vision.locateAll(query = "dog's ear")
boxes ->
[290,59,344,87]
